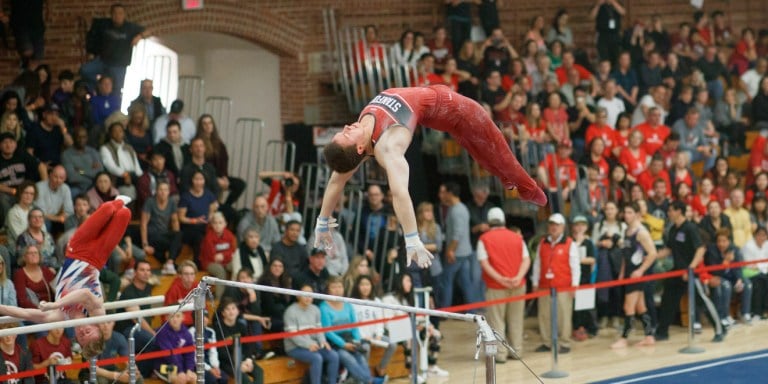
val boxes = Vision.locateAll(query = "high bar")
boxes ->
[0,304,194,337]
[0,296,166,325]
[201,277,479,323]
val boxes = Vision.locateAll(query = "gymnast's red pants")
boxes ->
[423,85,547,205]
[66,199,132,270]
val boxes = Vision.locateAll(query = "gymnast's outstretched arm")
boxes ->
[40,288,105,317]
[314,163,362,251]
[0,304,65,323]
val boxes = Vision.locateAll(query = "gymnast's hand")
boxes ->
[38,301,57,311]
[314,216,339,252]
[405,232,434,268]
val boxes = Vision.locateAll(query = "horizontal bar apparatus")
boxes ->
[201,277,479,323]
[0,295,166,325]
[0,304,194,337]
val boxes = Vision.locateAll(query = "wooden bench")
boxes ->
[141,344,409,384]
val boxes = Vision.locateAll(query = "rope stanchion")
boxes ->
[679,268,706,354]
[540,288,568,379]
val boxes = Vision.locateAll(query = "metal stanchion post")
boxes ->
[195,281,208,384]
[541,288,568,378]
[48,363,57,384]
[234,335,242,384]
[679,268,705,354]
[409,313,419,384]
[89,356,97,384]
[129,322,141,384]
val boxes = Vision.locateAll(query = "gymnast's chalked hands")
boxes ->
[405,232,434,268]
[39,301,56,311]
[314,216,340,252]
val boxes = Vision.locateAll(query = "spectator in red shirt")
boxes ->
[354,25,386,84]
[611,112,632,158]
[543,92,569,142]
[730,27,757,75]
[31,327,72,384]
[636,155,672,198]
[749,135,768,186]
[200,212,236,300]
[692,177,718,220]
[633,106,670,156]
[658,132,682,169]
[554,50,598,94]
[669,151,695,190]
[413,53,443,87]
[586,108,616,157]
[537,139,577,213]
[525,102,548,143]
[428,26,453,74]
[0,322,33,384]
[618,130,649,182]
[164,260,200,327]
[746,172,768,207]
[434,58,470,92]
[693,11,712,46]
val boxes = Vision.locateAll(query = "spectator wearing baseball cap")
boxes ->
[26,103,73,167]
[532,213,581,354]
[537,139,577,213]
[294,248,331,301]
[477,207,530,361]
[570,214,599,340]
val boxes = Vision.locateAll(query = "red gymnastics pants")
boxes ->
[66,199,132,270]
[425,85,547,206]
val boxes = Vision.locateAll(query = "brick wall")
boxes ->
[1,0,766,126]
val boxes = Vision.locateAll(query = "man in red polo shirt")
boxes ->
[533,213,580,354]
[555,50,599,92]
[636,155,672,198]
[477,208,530,362]
[537,139,578,213]
[633,106,670,156]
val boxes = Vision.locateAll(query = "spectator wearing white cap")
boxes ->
[532,213,581,354]
[477,207,530,362]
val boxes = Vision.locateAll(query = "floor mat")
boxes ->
[592,349,768,383]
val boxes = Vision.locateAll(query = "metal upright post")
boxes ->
[541,288,568,378]
[474,316,497,384]
[89,357,97,384]
[409,313,419,384]
[129,322,141,384]
[680,268,705,354]
[233,335,242,384]
[195,281,208,384]
[48,363,57,384]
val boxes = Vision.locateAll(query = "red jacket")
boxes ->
[164,277,197,326]
[199,227,236,271]
[537,237,574,289]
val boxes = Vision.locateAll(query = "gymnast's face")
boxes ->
[333,123,365,151]
[75,324,100,345]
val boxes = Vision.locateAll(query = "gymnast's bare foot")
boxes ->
[611,338,628,349]
[635,336,655,346]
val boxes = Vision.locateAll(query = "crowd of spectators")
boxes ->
[2,1,768,384]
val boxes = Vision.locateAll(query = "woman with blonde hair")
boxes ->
[0,258,16,306]
[416,202,443,283]
[0,111,25,147]
[343,256,377,297]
